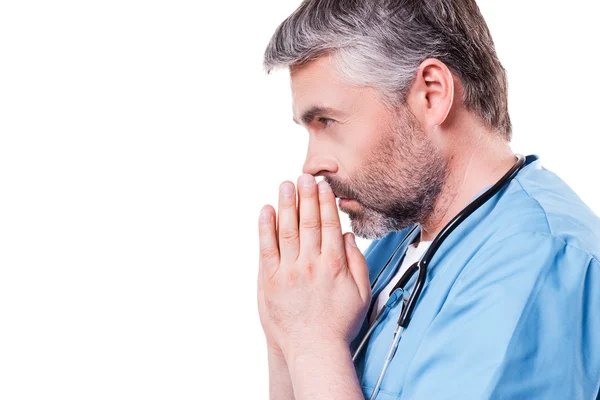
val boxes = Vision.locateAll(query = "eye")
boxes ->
[317,117,334,128]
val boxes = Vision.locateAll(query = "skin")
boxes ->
[257,53,516,399]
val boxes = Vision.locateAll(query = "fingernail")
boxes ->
[318,180,330,193]
[280,182,294,196]
[347,233,357,247]
[300,174,314,187]
[260,208,270,222]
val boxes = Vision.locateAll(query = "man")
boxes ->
[257,0,600,398]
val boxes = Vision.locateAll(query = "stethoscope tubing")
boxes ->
[355,154,526,399]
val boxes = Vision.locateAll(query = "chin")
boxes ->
[349,217,391,240]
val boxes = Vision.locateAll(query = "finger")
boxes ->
[278,181,300,264]
[297,174,321,259]
[344,232,371,303]
[257,258,264,314]
[258,205,280,277]
[317,180,344,255]
[257,250,265,298]
[257,257,266,318]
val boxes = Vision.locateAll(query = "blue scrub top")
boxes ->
[351,155,600,399]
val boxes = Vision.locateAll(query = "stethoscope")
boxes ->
[351,154,526,400]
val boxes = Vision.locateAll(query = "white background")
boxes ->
[0,0,598,398]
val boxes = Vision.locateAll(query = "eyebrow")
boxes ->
[293,106,343,125]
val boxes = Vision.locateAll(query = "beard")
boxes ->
[325,106,448,240]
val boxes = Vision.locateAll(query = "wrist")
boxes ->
[267,347,294,400]
[287,338,350,367]
[286,340,363,400]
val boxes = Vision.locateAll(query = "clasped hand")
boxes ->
[257,174,372,361]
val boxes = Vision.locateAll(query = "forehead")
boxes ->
[290,55,340,95]
[290,55,362,118]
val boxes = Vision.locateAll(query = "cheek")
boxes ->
[352,135,406,196]
[336,125,381,173]
[358,128,400,174]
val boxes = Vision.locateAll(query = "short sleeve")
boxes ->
[402,232,600,399]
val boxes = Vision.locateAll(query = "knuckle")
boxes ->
[300,217,320,230]
[260,246,278,260]
[320,218,340,229]
[323,252,345,272]
[280,228,299,242]
[327,255,344,270]
[286,268,300,284]
[303,259,316,276]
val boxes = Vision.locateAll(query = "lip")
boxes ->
[338,198,354,207]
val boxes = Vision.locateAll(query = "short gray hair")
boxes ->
[264,0,512,140]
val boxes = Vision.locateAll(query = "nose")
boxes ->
[302,139,338,177]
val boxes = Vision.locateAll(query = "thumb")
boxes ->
[344,232,371,303]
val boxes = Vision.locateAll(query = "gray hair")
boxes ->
[263,0,512,140]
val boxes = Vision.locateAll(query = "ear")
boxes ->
[405,58,454,129]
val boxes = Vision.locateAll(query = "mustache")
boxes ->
[323,177,362,201]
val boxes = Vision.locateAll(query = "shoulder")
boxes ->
[485,155,600,261]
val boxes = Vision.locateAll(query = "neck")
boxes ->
[419,133,516,242]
